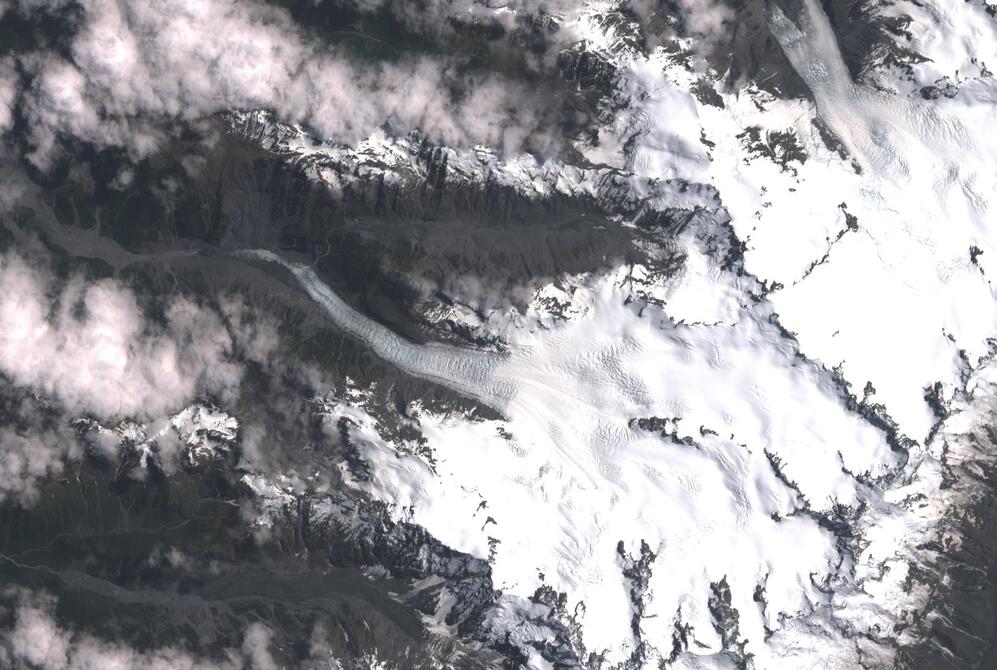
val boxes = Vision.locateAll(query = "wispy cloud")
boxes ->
[0,250,235,418]
[0,245,280,421]
[675,0,735,58]
[1,0,567,168]
[0,588,280,670]
[0,56,16,134]
[0,395,79,505]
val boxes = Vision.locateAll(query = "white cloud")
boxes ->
[0,57,17,134]
[240,624,279,670]
[218,294,280,363]
[0,243,286,504]
[3,0,565,167]
[1,589,280,670]
[0,251,239,419]
[0,246,282,423]
[675,0,734,57]
[337,0,574,32]
[0,415,80,506]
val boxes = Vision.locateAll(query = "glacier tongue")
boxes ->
[237,249,516,408]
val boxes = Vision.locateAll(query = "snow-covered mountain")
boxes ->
[217,1,997,666]
[1,0,996,668]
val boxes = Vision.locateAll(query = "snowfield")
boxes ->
[239,0,997,666]
[250,246,910,667]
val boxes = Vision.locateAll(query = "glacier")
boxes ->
[244,247,900,668]
[5,0,997,666]
[232,0,997,666]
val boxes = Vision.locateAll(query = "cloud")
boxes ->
[0,57,17,134]
[334,0,573,37]
[240,624,279,670]
[218,294,281,364]
[1,588,279,670]
[0,396,81,505]
[0,245,281,423]
[0,240,291,504]
[340,0,672,67]
[2,0,566,168]
[675,0,734,56]
[0,250,241,419]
